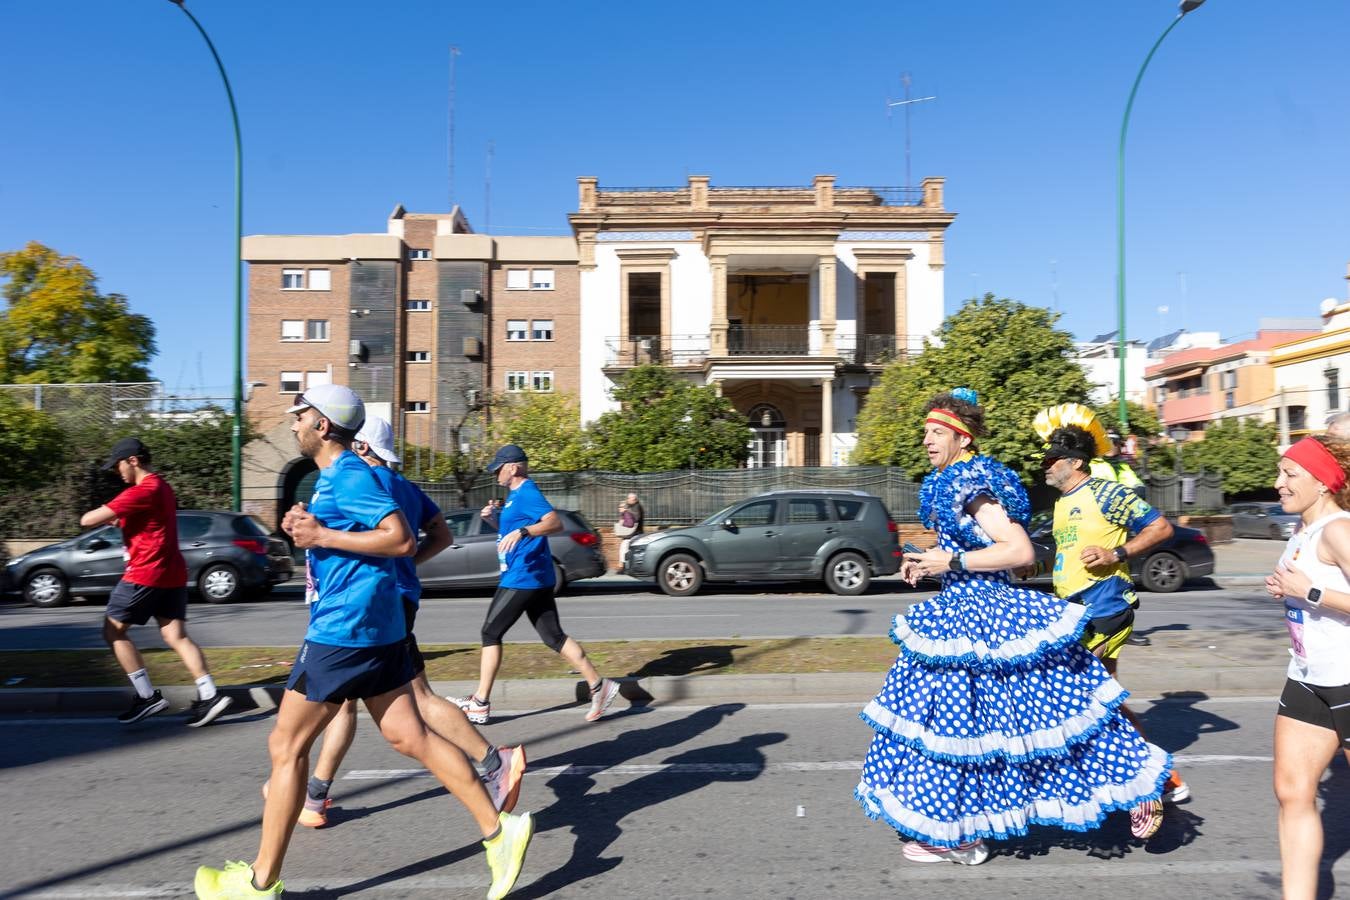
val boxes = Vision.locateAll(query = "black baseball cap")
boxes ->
[101,437,150,471]
[487,444,528,473]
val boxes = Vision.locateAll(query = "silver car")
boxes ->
[1230,502,1299,540]
[416,508,606,594]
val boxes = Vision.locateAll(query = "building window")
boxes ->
[506,269,529,290]
[406,299,431,311]
[531,371,554,392]
[532,319,554,341]
[306,319,329,341]
[1328,368,1341,411]
[280,371,302,393]
[506,319,528,341]
[531,268,554,290]
[282,269,305,290]
[308,268,331,291]
[408,249,430,260]
[280,320,304,342]
[406,350,430,362]
[1221,370,1237,390]
[405,400,429,412]
[506,371,528,392]
[306,370,331,388]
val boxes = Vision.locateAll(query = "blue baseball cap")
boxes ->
[487,444,528,473]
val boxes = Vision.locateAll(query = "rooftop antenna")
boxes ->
[484,139,494,234]
[448,46,460,210]
[885,72,937,191]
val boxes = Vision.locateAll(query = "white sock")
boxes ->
[129,668,154,700]
[195,674,217,701]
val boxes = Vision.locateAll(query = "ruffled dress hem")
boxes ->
[890,601,1090,672]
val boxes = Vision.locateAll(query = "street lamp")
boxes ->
[1116,0,1205,433]
[166,1,244,510]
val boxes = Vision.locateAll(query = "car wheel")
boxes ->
[1139,551,1186,593]
[658,553,703,597]
[553,561,567,596]
[23,568,69,608]
[198,563,242,604]
[825,551,871,596]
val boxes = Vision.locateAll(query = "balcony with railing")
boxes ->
[603,330,928,368]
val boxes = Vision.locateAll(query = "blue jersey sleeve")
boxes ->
[410,482,441,529]
[1097,480,1160,533]
[332,461,400,530]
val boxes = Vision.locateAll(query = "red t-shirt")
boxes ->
[106,473,187,588]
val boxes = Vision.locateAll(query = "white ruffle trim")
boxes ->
[857,742,1171,845]
[893,602,1088,665]
[861,677,1128,762]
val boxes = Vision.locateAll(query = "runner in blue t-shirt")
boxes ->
[298,417,526,827]
[195,387,532,900]
[450,444,622,725]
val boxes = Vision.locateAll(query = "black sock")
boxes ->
[481,745,501,775]
[308,776,332,801]
[589,679,603,695]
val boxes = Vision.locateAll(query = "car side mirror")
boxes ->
[722,519,735,530]
[86,538,109,551]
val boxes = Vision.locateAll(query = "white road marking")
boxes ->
[565,613,741,619]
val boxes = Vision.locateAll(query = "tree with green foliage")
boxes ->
[1177,416,1279,496]
[489,390,587,471]
[0,394,65,491]
[1094,399,1161,443]
[0,241,157,384]
[853,295,1093,483]
[587,365,751,472]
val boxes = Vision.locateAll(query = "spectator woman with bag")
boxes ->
[615,501,638,565]
[1265,435,1350,900]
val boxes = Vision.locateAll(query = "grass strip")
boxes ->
[0,637,902,689]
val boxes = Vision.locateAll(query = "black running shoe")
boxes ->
[185,694,233,728]
[118,690,169,724]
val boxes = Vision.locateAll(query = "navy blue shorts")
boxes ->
[286,639,415,705]
[403,597,425,675]
[106,580,188,626]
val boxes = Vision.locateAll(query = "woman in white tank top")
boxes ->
[1266,435,1350,900]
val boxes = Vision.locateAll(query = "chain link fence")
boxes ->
[0,382,233,425]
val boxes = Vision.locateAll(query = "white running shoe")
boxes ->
[448,695,490,725]
[584,678,621,722]
[902,839,990,866]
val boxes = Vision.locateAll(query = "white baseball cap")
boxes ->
[354,415,401,464]
[287,383,365,433]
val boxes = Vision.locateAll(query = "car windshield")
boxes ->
[700,504,738,526]
[1266,505,1288,516]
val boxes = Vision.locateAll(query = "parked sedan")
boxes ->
[5,510,294,608]
[1019,514,1215,593]
[417,508,606,593]
[1230,502,1300,540]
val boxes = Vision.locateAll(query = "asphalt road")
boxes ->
[0,579,1285,651]
[1,693,1342,899]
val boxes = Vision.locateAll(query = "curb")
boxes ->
[0,667,1285,717]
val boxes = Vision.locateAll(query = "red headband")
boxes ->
[1284,437,1347,493]
[925,409,972,440]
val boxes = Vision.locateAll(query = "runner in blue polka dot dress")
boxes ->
[855,390,1171,865]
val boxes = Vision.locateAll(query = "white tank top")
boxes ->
[1280,510,1350,685]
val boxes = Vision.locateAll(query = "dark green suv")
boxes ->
[623,490,902,596]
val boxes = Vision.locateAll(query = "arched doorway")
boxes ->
[747,403,786,468]
[280,457,319,519]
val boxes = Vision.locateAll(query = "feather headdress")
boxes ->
[1032,403,1112,458]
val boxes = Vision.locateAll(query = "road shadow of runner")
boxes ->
[1135,691,1240,754]
[508,703,782,897]
[1316,755,1350,899]
[995,802,1204,861]
[625,644,749,678]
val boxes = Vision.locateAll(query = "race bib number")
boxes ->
[304,558,318,606]
[1285,602,1307,668]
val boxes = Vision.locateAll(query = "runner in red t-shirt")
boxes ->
[80,437,232,727]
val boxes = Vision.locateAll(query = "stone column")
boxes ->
[710,256,728,355]
[578,177,598,212]
[821,377,834,466]
[818,256,837,355]
[689,175,710,210]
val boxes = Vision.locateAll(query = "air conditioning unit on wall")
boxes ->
[462,336,482,357]
[461,288,483,305]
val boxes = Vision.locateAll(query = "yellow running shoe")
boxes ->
[484,811,533,900]
[194,861,283,898]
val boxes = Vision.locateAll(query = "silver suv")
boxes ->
[623,490,901,596]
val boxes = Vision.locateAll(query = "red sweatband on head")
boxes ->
[925,409,972,440]
[1284,437,1347,493]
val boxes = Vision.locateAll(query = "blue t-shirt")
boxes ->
[369,464,440,607]
[498,478,556,589]
[304,451,405,647]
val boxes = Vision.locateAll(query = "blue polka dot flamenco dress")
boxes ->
[855,455,1170,849]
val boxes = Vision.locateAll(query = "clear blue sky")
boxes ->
[3,0,1348,393]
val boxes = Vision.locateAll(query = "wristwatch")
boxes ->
[948,552,965,572]
[1307,587,1323,607]
[1113,546,1128,562]
[517,526,530,540]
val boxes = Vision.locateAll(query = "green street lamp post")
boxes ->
[167,0,244,510]
[1116,0,1205,433]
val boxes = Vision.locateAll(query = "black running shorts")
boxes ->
[106,580,188,625]
[1278,678,1350,744]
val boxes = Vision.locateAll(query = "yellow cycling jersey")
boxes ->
[1088,457,1143,489]
[1052,477,1160,619]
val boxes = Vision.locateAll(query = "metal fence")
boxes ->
[1143,472,1226,517]
[413,467,925,527]
[0,382,232,424]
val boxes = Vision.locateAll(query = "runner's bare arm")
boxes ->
[79,505,117,528]
[413,511,454,565]
[288,509,416,557]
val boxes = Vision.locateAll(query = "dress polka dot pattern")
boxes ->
[855,456,1171,847]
